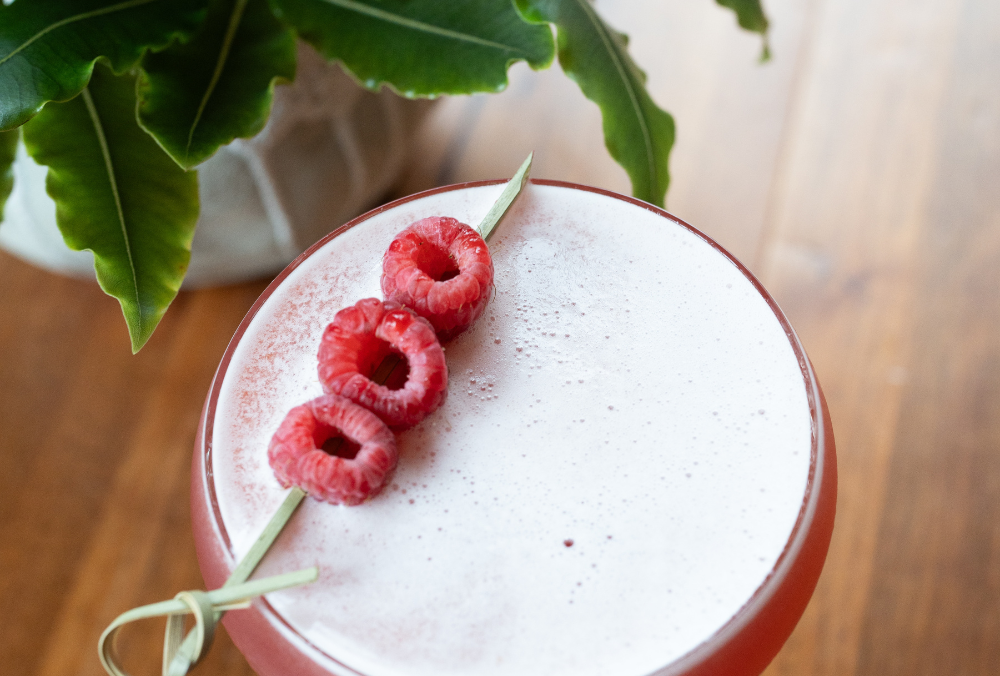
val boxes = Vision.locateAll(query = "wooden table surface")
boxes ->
[2,1,998,674]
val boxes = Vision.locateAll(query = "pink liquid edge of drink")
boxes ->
[191,180,837,676]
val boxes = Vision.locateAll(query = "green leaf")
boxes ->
[138,0,296,169]
[515,0,674,207]
[21,66,200,353]
[715,0,770,61]
[0,128,17,221]
[0,0,208,131]
[270,0,554,96]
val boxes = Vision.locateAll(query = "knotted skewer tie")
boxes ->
[97,153,532,676]
[99,488,310,676]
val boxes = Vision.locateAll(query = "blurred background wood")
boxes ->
[2,0,999,674]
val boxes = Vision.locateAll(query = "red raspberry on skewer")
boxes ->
[268,394,397,506]
[318,298,448,429]
[381,216,493,341]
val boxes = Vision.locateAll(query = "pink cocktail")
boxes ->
[192,180,836,676]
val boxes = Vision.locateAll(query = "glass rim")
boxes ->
[196,178,835,676]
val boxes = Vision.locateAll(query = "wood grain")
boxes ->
[0,261,264,675]
[2,0,999,674]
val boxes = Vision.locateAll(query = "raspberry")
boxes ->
[381,216,493,340]
[317,298,448,429]
[268,395,397,506]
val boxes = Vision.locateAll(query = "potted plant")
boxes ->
[0,0,768,352]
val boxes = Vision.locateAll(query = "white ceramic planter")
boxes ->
[0,44,434,287]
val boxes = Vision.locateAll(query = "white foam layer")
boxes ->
[211,184,812,676]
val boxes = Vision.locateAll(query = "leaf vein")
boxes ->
[573,0,656,188]
[81,86,141,331]
[185,0,249,162]
[319,0,526,54]
[0,0,161,69]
